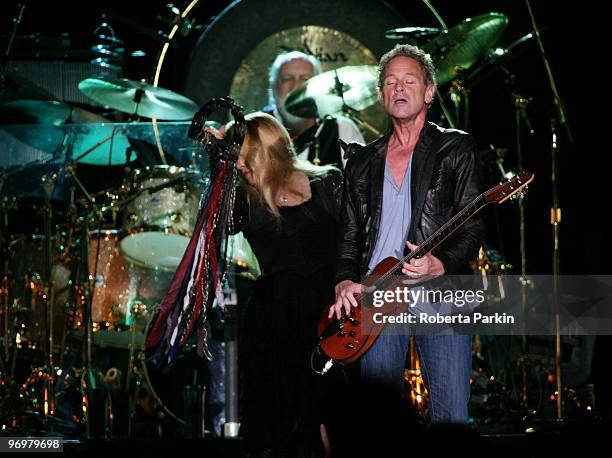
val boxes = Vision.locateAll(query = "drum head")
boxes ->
[121,165,204,238]
[120,232,190,270]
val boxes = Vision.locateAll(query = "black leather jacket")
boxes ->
[335,121,485,284]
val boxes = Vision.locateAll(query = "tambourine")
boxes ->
[188,96,246,162]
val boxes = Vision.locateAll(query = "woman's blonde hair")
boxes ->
[227,112,336,218]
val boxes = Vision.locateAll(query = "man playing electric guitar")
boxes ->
[329,44,485,423]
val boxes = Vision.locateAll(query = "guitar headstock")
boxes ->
[484,171,534,204]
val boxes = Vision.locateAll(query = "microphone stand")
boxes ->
[512,89,536,412]
[525,0,572,421]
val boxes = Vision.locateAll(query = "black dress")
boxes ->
[237,171,342,457]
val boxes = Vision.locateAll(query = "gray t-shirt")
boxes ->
[367,154,413,273]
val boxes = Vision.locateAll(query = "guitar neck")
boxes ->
[385,193,488,278]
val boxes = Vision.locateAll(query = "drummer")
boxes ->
[263,51,365,168]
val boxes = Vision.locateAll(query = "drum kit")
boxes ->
[0,72,211,435]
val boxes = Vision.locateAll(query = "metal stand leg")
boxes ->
[223,303,240,438]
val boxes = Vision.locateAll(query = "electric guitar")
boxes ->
[313,171,534,374]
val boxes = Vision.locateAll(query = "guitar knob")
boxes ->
[348,331,356,337]
[345,343,355,349]
[337,330,346,337]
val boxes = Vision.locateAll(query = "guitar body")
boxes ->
[317,257,403,364]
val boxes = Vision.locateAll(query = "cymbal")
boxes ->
[385,26,441,40]
[422,12,508,85]
[0,99,102,125]
[0,72,55,105]
[78,76,198,120]
[0,99,131,166]
[466,31,536,87]
[284,65,378,119]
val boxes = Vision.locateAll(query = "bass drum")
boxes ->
[182,0,409,138]
[87,229,176,349]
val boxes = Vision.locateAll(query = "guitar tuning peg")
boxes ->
[511,188,528,201]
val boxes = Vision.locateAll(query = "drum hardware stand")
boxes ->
[419,1,458,130]
[101,366,122,437]
[77,209,106,438]
[0,189,14,403]
[479,49,539,418]
[341,105,381,139]
[138,350,186,427]
[0,183,12,364]
[127,80,148,122]
[115,173,195,211]
[126,301,146,439]
[432,90,457,129]
[70,124,126,165]
[56,186,79,374]
[449,78,470,131]
[0,2,27,77]
[405,336,428,421]
[1,262,9,363]
[329,70,381,139]
[550,117,563,420]
[422,0,448,31]
[39,174,58,418]
[310,118,326,166]
[62,165,107,437]
[510,90,538,412]
[525,0,573,423]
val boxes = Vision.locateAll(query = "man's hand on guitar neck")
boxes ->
[401,241,445,278]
